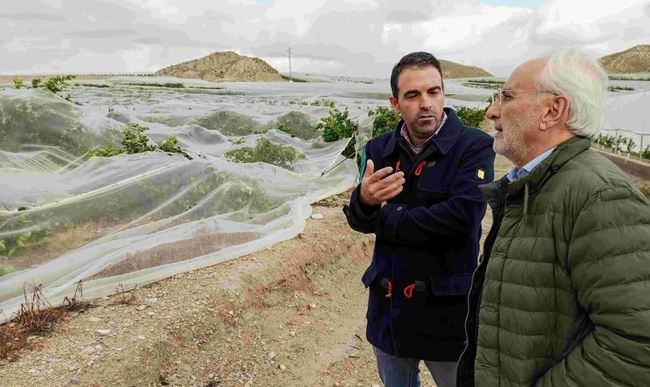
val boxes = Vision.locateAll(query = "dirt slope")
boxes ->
[599,44,650,74]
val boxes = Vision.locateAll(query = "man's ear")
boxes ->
[541,95,569,131]
[389,96,400,114]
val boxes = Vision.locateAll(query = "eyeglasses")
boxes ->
[490,88,559,105]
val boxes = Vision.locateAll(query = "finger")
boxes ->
[375,178,405,199]
[378,171,405,185]
[377,185,404,202]
[364,159,374,178]
[368,166,395,182]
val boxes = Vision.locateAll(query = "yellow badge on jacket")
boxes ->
[477,168,485,180]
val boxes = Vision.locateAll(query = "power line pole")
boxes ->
[287,47,292,78]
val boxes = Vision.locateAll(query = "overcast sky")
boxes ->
[1,0,648,77]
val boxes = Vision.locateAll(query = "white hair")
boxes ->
[537,48,608,139]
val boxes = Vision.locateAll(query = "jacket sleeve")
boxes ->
[343,143,381,234]
[536,187,650,386]
[377,136,495,244]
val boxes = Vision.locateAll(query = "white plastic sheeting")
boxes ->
[0,78,375,322]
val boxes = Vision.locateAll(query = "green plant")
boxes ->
[368,106,400,138]
[310,98,336,108]
[87,122,192,160]
[224,137,305,170]
[31,79,42,88]
[121,123,156,154]
[316,108,358,142]
[228,137,246,145]
[45,75,74,94]
[158,135,191,159]
[270,111,318,140]
[12,77,24,89]
[455,106,485,128]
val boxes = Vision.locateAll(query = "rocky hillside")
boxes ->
[599,45,650,74]
[155,51,284,82]
[439,59,492,79]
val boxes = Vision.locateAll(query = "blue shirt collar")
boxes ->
[507,147,556,182]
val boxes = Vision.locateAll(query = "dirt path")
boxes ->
[0,153,513,387]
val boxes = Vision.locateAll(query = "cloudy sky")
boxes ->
[1,0,648,77]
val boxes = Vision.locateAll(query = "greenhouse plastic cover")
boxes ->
[1,78,393,322]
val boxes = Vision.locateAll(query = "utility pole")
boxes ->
[287,47,292,78]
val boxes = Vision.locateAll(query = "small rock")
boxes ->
[334,382,342,387]
[136,335,146,340]
[311,213,324,220]
[95,329,111,336]
[147,312,155,316]
[208,373,214,379]
[308,303,317,310]
[86,317,102,323]
[278,364,286,371]
[79,346,96,358]
[145,297,158,306]
[94,345,103,351]
[289,331,296,337]
[69,378,81,385]
[136,305,147,311]
[267,351,276,361]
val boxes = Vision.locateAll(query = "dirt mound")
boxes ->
[599,44,650,74]
[155,51,284,82]
[439,59,492,79]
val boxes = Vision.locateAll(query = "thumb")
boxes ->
[365,159,374,178]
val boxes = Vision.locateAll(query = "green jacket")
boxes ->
[458,137,650,386]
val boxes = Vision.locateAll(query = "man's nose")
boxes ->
[485,101,499,120]
[420,96,433,110]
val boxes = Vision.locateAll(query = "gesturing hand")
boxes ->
[360,160,405,206]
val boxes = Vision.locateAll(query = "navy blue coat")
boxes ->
[344,108,495,361]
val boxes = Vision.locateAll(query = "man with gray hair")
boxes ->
[457,49,650,386]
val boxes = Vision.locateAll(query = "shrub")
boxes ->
[193,111,263,136]
[87,123,192,160]
[455,106,485,128]
[368,106,400,138]
[31,79,42,88]
[270,111,318,140]
[316,108,358,142]
[12,77,24,89]
[310,98,336,108]
[224,137,305,170]
[45,75,75,94]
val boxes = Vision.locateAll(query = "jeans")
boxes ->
[373,346,457,387]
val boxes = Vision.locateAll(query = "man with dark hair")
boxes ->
[344,51,495,386]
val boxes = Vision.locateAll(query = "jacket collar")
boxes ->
[506,136,590,197]
[479,136,592,207]
[382,107,463,158]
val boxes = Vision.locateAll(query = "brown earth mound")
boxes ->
[155,51,284,82]
[599,44,650,74]
[439,59,492,79]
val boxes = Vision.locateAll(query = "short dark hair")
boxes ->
[390,52,444,98]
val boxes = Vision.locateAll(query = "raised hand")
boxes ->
[360,159,405,206]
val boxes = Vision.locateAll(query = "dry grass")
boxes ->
[0,281,89,362]
[111,284,138,306]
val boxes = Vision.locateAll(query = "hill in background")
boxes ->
[599,44,650,74]
[439,59,493,79]
[155,51,284,82]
